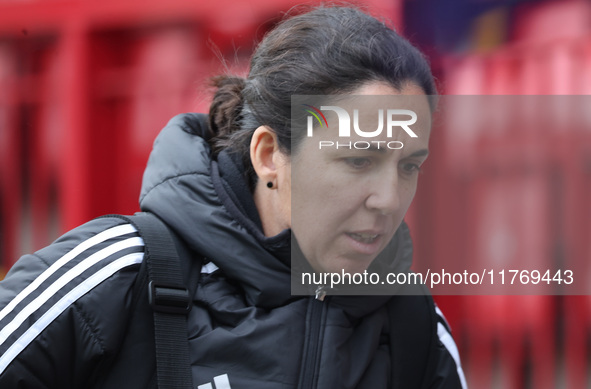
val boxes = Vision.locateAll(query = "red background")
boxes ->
[0,0,589,387]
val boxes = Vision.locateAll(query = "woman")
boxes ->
[0,5,466,388]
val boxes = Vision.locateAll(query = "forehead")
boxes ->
[291,81,432,156]
[339,81,431,124]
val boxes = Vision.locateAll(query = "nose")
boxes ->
[364,172,400,215]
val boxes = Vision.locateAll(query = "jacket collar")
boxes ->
[140,113,414,312]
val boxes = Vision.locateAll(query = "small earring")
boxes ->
[266,181,274,189]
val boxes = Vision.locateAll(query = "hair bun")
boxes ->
[208,75,246,139]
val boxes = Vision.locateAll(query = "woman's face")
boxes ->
[289,81,432,274]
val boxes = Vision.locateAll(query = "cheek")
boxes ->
[404,179,419,206]
[292,173,347,229]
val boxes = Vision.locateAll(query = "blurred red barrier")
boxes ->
[2,0,589,386]
[561,38,591,389]
[0,42,20,275]
[430,2,591,386]
[0,0,403,262]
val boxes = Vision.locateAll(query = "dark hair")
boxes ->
[208,6,436,189]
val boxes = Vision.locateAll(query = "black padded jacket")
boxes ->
[0,113,467,388]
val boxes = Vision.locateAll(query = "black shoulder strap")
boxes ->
[120,212,194,389]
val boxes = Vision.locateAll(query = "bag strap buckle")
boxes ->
[148,281,191,314]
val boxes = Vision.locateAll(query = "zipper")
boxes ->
[297,286,328,389]
[315,285,327,301]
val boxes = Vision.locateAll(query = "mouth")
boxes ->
[344,231,383,256]
[346,232,380,244]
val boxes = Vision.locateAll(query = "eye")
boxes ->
[400,162,421,175]
[344,157,371,170]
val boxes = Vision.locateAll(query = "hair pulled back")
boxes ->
[208,6,436,188]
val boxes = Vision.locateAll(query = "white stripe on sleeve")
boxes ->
[0,224,137,323]
[0,237,143,348]
[0,252,144,375]
[435,305,451,330]
[437,322,468,389]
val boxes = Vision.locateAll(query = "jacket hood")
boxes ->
[139,114,414,309]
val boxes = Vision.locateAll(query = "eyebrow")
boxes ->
[408,149,429,158]
[362,145,429,158]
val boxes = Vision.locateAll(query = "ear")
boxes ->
[250,126,279,185]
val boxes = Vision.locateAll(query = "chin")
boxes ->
[324,258,375,275]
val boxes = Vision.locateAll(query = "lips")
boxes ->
[344,231,384,257]
[346,232,380,244]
